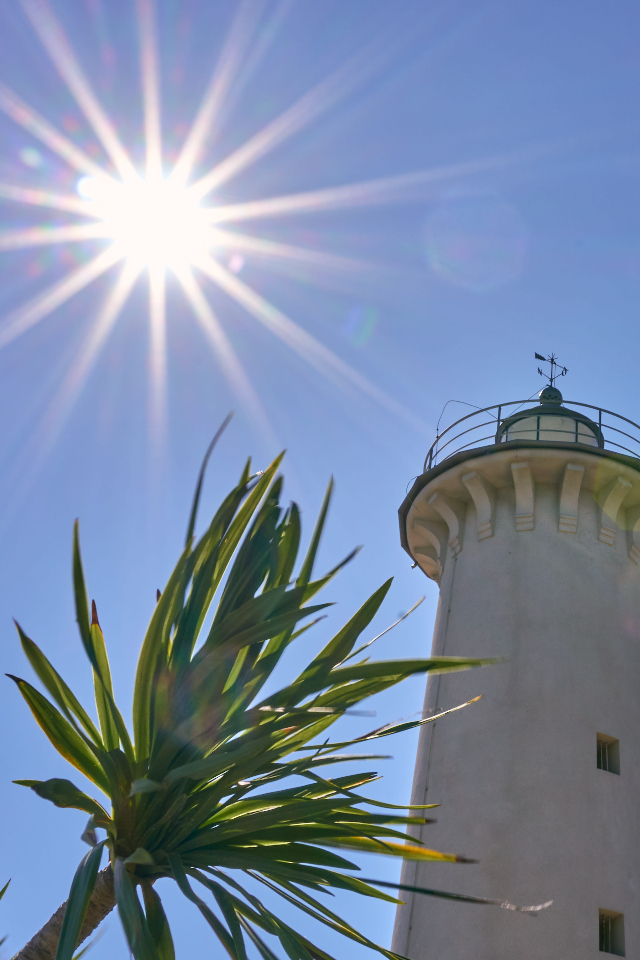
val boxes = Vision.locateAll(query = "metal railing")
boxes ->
[423,400,640,472]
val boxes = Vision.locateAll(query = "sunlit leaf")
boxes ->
[360,877,553,913]
[8,676,109,792]
[16,625,102,746]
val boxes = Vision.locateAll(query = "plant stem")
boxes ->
[12,864,115,960]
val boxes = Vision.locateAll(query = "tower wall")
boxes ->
[393,444,640,960]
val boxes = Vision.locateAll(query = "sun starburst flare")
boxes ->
[0,0,533,450]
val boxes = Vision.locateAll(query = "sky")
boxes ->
[0,0,639,957]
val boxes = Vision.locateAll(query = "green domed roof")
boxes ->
[538,385,563,404]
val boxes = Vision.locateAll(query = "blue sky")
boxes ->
[0,1,639,957]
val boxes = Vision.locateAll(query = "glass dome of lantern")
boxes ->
[497,385,602,447]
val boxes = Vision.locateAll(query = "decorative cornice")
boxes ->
[400,441,640,559]
[401,445,640,581]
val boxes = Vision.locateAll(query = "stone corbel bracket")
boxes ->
[428,492,465,557]
[461,471,495,540]
[599,476,632,546]
[627,506,640,564]
[511,462,535,532]
[411,517,447,581]
[559,463,585,533]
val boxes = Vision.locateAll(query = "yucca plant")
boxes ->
[9,443,495,960]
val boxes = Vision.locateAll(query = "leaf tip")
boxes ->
[91,600,100,627]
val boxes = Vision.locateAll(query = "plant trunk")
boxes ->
[12,864,115,960]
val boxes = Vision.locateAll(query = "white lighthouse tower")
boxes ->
[392,360,640,959]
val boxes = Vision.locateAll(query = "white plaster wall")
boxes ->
[393,446,640,960]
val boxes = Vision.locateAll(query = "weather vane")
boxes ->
[535,352,568,387]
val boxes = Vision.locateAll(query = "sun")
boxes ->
[76,175,213,271]
[0,0,498,454]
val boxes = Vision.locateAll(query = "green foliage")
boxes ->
[11,449,492,960]
[0,879,9,948]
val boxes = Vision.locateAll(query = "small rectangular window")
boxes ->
[597,735,620,775]
[599,910,625,955]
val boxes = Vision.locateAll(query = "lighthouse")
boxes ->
[392,359,640,959]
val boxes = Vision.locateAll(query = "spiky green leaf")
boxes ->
[54,842,105,960]
[14,778,110,821]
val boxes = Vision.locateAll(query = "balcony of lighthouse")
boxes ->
[401,388,640,584]
[423,387,640,473]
